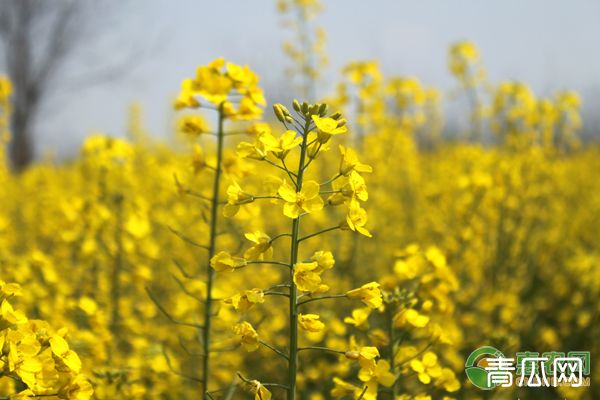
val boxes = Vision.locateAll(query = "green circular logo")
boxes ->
[465,346,505,390]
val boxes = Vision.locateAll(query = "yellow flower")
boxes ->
[232,322,259,352]
[77,297,98,315]
[346,282,382,308]
[235,96,264,120]
[293,262,322,292]
[62,374,94,400]
[177,114,210,137]
[347,172,369,201]
[330,172,369,204]
[307,130,330,158]
[259,130,302,159]
[0,281,22,297]
[330,377,363,398]
[396,308,430,328]
[49,335,82,373]
[210,251,247,272]
[312,115,348,136]
[310,250,335,273]
[339,145,372,176]
[342,200,372,237]
[298,313,325,332]
[191,65,232,105]
[247,380,272,400]
[409,352,443,384]
[1,299,27,325]
[358,359,395,398]
[191,144,207,174]
[278,180,324,219]
[394,257,422,280]
[224,289,265,312]
[438,367,461,392]
[246,122,271,136]
[226,63,259,88]
[173,89,200,110]
[344,307,371,328]
[223,182,254,217]
[345,346,380,372]
[237,136,270,160]
[244,231,273,260]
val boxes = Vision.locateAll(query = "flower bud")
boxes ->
[318,103,328,116]
[345,351,360,360]
[292,99,301,112]
[273,104,286,123]
[301,101,309,114]
[330,112,342,120]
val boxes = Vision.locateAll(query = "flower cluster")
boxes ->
[0,281,93,399]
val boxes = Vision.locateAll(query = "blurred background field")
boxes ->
[0,1,598,400]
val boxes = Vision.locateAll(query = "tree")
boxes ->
[0,0,133,171]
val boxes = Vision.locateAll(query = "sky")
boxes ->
[33,0,600,158]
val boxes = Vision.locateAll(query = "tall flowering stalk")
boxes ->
[213,100,378,399]
[277,0,328,100]
[0,75,12,171]
[448,41,487,142]
[150,59,265,398]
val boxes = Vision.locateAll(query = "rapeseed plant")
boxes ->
[0,38,598,400]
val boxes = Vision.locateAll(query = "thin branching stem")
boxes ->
[247,260,291,268]
[172,274,203,303]
[146,287,204,329]
[320,173,342,186]
[163,345,204,383]
[270,232,292,243]
[168,226,210,250]
[264,158,298,179]
[357,386,368,399]
[282,158,299,188]
[297,346,345,355]
[297,293,347,306]
[260,340,290,360]
[298,226,340,242]
[265,291,290,298]
[263,383,290,390]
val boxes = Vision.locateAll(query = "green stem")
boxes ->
[297,346,345,355]
[320,173,341,186]
[260,340,290,360]
[287,116,310,399]
[387,306,397,399]
[246,260,290,268]
[109,193,124,363]
[297,293,347,307]
[298,226,339,243]
[202,103,225,397]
